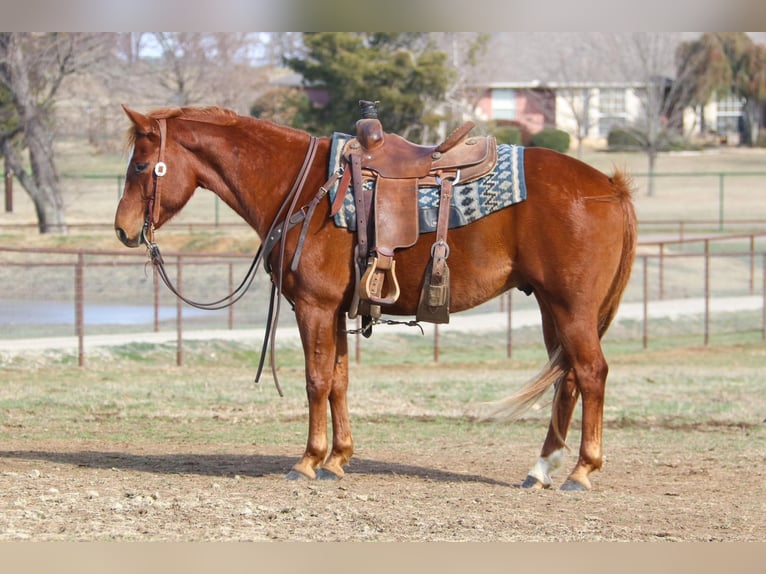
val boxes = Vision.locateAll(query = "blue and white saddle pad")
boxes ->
[327,132,527,233]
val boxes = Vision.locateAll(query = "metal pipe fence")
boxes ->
[0,233,765,366]
[631,171,766,231]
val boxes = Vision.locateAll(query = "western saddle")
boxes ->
[338,100,498,331]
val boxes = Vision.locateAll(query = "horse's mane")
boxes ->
[125,106,241,149]
[148,106,240,125]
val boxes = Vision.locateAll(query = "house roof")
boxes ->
[469,32,686,86]
[269,32,766,91]
[470,32,766,88]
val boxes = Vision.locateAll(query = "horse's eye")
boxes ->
[135,162,150,173]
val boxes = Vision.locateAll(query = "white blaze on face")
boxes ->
[527,448,566,487]
[120,145,134,201]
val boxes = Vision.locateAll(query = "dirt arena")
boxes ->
[1,417,763,541]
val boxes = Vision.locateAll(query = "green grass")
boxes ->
[2,336,764,448]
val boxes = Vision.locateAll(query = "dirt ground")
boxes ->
[1,423,763,542]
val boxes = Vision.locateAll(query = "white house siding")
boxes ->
[555,87,642,143]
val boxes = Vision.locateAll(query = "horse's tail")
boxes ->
[481,170,637,422]
[596,169,638,338]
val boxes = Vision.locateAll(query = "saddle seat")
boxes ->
[347,118,496,183]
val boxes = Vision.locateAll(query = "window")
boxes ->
[716,93,744,135]
[597,88,628,136]
[492,88,516,120]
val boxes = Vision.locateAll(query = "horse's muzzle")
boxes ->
[115,226,140,248]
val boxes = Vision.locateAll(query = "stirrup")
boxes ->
[360,256,400,306]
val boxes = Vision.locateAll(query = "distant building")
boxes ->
[472,81,755,146]
[469,32,766,147]
[471,81,647,142]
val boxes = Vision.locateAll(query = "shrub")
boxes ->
[485,121,523,146]
[608,127,697,152]
[528,128,570,153]
[607,127,643,150]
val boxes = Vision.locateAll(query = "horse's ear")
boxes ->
[122,104,154,134]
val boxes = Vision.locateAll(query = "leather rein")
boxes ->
[140,118,336,395]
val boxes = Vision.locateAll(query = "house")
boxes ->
[469,32,766,147]
[471,79,648,144]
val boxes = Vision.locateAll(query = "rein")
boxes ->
[142,118,261,311]
[140,119,326,396]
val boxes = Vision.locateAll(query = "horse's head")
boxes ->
[115,105,198,247]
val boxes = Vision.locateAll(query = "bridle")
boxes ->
[136,116,333,394]
[140,119,167,247]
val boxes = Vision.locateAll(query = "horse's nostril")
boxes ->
[116,227,131,246]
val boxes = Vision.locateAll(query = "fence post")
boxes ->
[4,158,12,213]
[750,235,755,295]
[659,243,665,300]
[75,253,85,367]
[506,291,513,359]
[176,255,183,366]
[642,256,649,350]
[355,315,361,364]
[433,324,440,363]
[228,263,234,329]
[718,173,725,231]
[704,239,710,346]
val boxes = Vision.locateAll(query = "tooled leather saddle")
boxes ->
[336,100,498,328]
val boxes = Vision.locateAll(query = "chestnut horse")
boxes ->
[115,105,637,491]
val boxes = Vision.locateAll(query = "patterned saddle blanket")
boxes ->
[327,134,527,233]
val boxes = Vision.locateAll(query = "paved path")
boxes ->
[0,296,762,355]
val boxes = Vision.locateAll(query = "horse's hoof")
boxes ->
[285,469,313,481]
[316,468,343,481]
[520,475,548,490]
[560,478,589,491]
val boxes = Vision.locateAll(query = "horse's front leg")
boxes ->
[287,304,352,480]
[317,314,353,479]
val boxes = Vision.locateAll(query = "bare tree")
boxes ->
[539,34,608,158]
[597,32,697,196]
[133,33,275,113]
[435,32,491,136]
[0,32,109,233]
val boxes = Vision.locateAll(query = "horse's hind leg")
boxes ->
[548,305,609,491]
[522,301,580,489]
[523,377,580,488]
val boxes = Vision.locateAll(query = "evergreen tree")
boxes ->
[284,33,453,140]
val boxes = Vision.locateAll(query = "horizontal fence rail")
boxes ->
[1,230,765,367]
[3,170,766,233]
[631,171,766,231]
